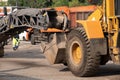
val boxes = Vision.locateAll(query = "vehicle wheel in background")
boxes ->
[0,46,4,57]
[31,34,36,45]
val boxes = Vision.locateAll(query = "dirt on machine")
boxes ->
[1,0,120,77]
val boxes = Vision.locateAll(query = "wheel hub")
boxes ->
[72,42,82,65]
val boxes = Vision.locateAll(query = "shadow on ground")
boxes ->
[60,63,120,77]
[96,64,120,77]
[0,73,41,80]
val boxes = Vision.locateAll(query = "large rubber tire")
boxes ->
[31,34,36,45]
[0,46,4,57]
[66,28,100,77]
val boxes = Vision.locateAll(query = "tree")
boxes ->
[8,0,16,6]
[69,0,80,7]
[0,1,7,6]
[52,0,69,7]
[7,0,90,8]
[8,0,52,8]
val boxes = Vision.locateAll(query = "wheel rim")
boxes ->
[71,42,82,65]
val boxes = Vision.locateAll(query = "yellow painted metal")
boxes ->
[106,0,115,17]
[77,0,120,63]
[108,17,119,52]
[87,6,103,21]
[72,42,82,65]
[76,5,104,39]
[106,0,119,56]
[76,20,104,39]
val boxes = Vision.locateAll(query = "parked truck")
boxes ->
[0,0,120,77]
[28,6,96,45]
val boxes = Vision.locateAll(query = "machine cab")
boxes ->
[115,0,120,16]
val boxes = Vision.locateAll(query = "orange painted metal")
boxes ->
[26,6,97,34]
[52,6,97,28]
[26,28,33,40]
[69,5,97,28]
[70,5,96,13]
[70,12,77,28]
[55,6,70,19]
[40,28,65,33]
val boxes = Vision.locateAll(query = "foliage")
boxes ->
[8,0,17,6]
[52,0,69,7]
[69,0,80,7]
[8,0,51,8]
[52,0,89,7]
[7,0,91,8]
[0,1,7,6]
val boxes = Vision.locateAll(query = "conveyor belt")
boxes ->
[0,8,67,43]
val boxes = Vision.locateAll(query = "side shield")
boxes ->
[77,20,107,55]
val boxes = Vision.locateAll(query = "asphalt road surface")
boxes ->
[0,41,120,80]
